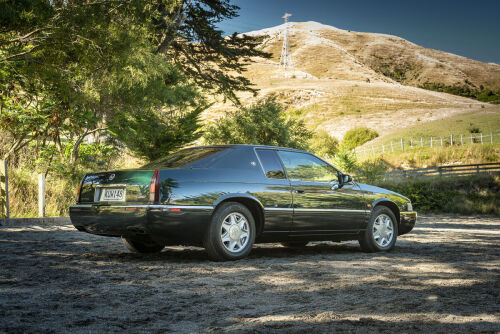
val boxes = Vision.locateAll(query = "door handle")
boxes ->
[294,189,305,194]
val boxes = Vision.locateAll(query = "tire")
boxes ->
[281,241,309,248]
[203,202,256,261]
[359,206,398,253]
[121,236,165,253]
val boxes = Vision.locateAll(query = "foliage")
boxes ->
[108,106,204,161]
[342,127,379,150]
[355,158,387,183]
[419,82,500,102]
[309,130,339,158]
[332,147,358,173]
[203,96,312,150]
[375,174,500,215]
[0,0,268,167]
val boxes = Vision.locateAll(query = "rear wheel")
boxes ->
[359,206,398,252]
[203,202,256,261]
[121,237,165,253]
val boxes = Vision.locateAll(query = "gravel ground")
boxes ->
[0,215,499,333]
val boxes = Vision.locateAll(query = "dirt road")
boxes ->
[0,215,499,333]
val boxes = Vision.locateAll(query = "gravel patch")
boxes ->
[1,215,499,333]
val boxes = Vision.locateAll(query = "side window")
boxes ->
[256,149,286,179]
[277,151,337,182]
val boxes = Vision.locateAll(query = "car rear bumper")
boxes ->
[69,204,213,243]
[399,211,417,235]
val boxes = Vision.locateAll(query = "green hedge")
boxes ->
[374,174,500,215]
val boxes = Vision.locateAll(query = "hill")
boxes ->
[202,21,500,141]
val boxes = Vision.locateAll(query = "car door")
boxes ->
[276,150,366,233]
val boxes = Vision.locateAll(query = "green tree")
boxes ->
[341,127,379,150]
[0,0,269,165]
[309,130,339,158]
[204,96,311,149]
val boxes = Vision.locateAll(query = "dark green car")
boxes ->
[70,145,417,261]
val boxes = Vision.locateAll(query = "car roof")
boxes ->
[189,144,308,153]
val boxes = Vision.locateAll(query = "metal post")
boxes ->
[410,138,413,147]
[491,132,493,144]
[470,134,473,144]
[401,138,404,151]
[38,174,45,218]
[0,160,9,220]
[430,137,433,148]
[451,134,453,146]
[440,137,443,146]
[480,133,483,144]
[421,137,423,147]
[460,134,463,145]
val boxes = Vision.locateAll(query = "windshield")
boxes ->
[142,147,228,169]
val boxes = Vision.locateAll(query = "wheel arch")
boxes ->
[213,194,265,236]
[372,198,401,230]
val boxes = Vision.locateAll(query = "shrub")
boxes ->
[309,130,339,158]
[342,127,379,150]
[355,158,387,183]
[332,147,358,173]
[203,96,311,150]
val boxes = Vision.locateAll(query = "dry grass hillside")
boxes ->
[203,21,500,140]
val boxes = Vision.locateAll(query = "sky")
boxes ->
[218,0,500,64]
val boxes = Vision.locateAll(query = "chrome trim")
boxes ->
[71,204,213,210]
[293,208,368,213]
[264,207,368,213]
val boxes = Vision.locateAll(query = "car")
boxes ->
[70,145,417,260]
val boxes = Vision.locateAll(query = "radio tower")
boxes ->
[279,13,293,69]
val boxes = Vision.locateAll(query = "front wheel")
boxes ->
[359,206,398,252]
[203,202,256,261]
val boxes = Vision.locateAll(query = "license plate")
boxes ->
[100,188,126,202]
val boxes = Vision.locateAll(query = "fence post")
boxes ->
[410,138,413,147]
[451,134,453,146]
[460,134,463,145]
[0,159,9,220]
[391,141,394,152]
[477,164,480,174]
[440,137,443,146]
[480,133,483,144]
[430,137,433,148]
[438,166,442,177]
[421,137,423,147]
[470,134,473,144]
[401,138,404,151]
[38,174,45,218]
[382,144,385,153]
[491,132,493,144]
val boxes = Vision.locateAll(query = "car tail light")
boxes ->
[149,170,160,203]
[76,175,86,203]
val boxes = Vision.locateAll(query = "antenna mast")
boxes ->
[279,13,293,69]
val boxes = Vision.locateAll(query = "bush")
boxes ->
[375,174,500,215]
[355,158,387,183]
[342,127,379,150]
[309,130,339,158]
[332,147,358,173]
[203,96,311,150]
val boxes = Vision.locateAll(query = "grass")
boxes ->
[374,174,500,215]
[362,111,500,148]
[359,144,500,169]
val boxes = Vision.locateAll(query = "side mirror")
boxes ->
[343,174,352,183]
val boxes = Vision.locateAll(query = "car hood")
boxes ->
[355,183,410,203]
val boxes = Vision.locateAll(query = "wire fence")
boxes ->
[355,131,500,159]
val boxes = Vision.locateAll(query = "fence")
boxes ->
[355,131,500,159]
[0,161,47,221]
[381,162,500,181]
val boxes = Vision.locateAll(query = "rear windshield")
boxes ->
[142,147,228,169]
